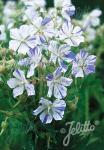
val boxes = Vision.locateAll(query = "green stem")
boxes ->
[85,89,89,121]
[38,67,44,99]
[47,136,50,150]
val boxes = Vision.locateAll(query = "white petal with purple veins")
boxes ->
[13,85,24,98]
[25,83,35,96]
[40,111,52,124]
[27,64,36,78]
[9,40,21,51]
[7,78,20,89]
[59,77,73,86]
[54,84,67,99]
[33,106,46,115]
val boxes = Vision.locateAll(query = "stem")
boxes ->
[47,136,50,150]
[85,89,89,121]
[13,100,21,109]
[38,67,44,99]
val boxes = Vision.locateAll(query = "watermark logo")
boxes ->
[60,120,99,147]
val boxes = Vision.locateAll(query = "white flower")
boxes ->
[33,98,66,124]
[22,0,46,10]
[0,25,6,41]
[30,17,55,43]
[19,47,42,78]
[46,67,73,99]
[7,69,35,98]
[9,25,36,54]
[85,27,96,42]
[83,9,102,28]
[49,41,75,64]
[61,5,75,20]
[23,7,39,22]
[59,21,84,47]
[3,1,16,17]
[72,50,96,78]
[54,0,72,8]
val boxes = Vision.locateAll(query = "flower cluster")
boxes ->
[6,0,97,124]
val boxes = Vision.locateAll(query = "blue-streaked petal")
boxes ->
[39,97,52,105]
[7,78,20,89]
[41,18,51,26]
[46,74,54,81]
[13,69,25,80]
[13,85,24,98]
[25,83,35,96]
[54,84,67,99]
[39,35,46,43]
[33,106,46,115]
[84,65,95,75]
[59,61,68,72]
[27,64,35,78]
[59,77,73,86]
[18,58,30,66]
[47,83,54,98]
[40,111,52,124]
[54,67,62,78]
[53,100,66,111]
[64,51,76,62]
[52,109,64,120]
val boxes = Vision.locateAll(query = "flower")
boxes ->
[72,50,96,78]
[22,0,46,10]
[19,47,42,78]
[59,21,84,47]
[54,0,72,8]
[30,17,55,43]
[23,7,39,22]
[9,25,36,54]
[33,97,66,124]
[83,9,102,29]
[0,25,6,41]
[85,27,96,42]
[46,67,73,99]
[61,5,75,20]
[49,40,75,65]
[7,69,35,98]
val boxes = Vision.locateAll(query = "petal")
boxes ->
[53,100,66,111]
[84,65,95,75]
[25,83,35,96]
[7,78,20,89]
[40,111,53,124]
[54,67,62,78]
[39,97,52,105]
[59,77,73,86]
[9,40,21,51]
[27,64,36,78]
[13,69,25,80]
[26,36,36,48]
[20,25,30,39]
[47,83,54,98]
[54,84,67,99]
[41,18,51,26]
[18,43,29,54]
[72,63,84,78]
[18,57,30,66]
[13,85,24,98]
[33,106,46,115]
[50,53,57,64]
[64,51,76,62]
[52,109,64,120]
[10,28,21,40]
[73,26,83,35]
